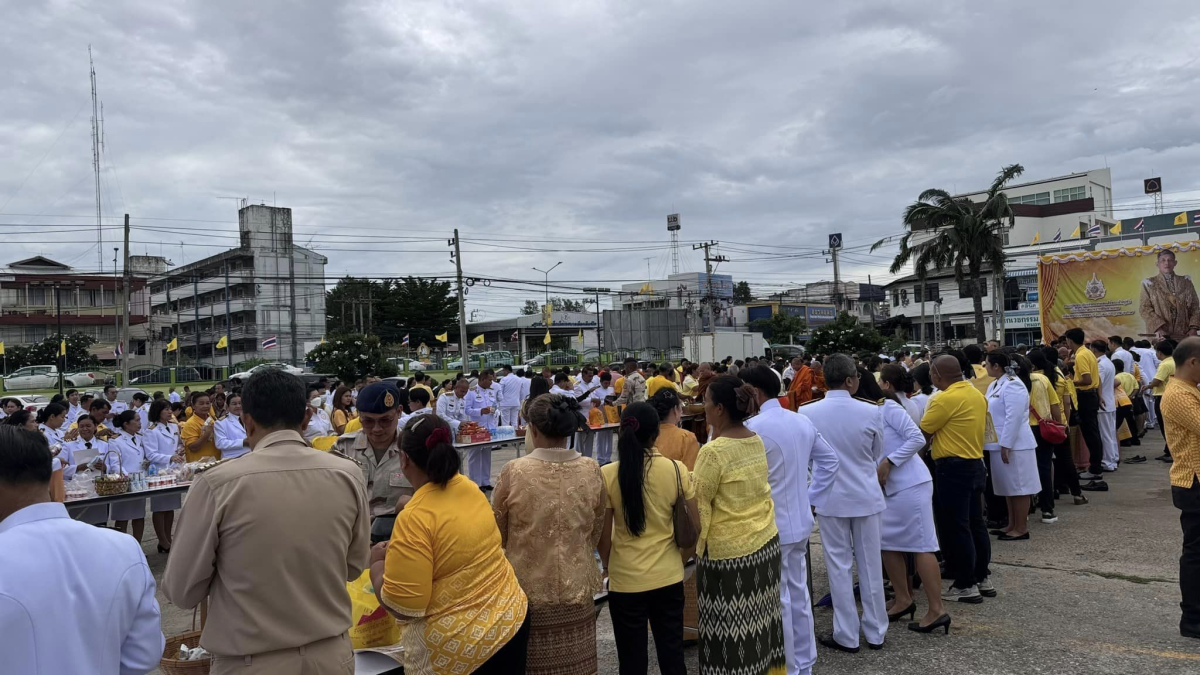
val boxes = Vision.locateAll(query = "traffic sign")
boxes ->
[828,233,843,249]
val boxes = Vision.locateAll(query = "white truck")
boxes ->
[683,332,766,365]
[3,365,104,391]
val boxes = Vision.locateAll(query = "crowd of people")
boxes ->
[0,331,1196,674]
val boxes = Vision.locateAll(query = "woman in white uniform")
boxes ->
[215,393,250,459]
[144,399,185,552]
[105,410,172,544]
[870,366,948,630]
[983,352,1041,541]
[62,414,111,525]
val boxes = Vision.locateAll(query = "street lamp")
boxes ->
[582,287,611,353]
[532,262,562,311]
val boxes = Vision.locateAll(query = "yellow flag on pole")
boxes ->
[435,332,448,342]
[1110,221,1122,235]
[1069,224,1081,239]
[0,342,5,355]
[472,334,485,346]
[1175,212,1189,226]
[578,329,584,340]
[216,335,228,349]
[167,338,179,352]
[59,340,66,356]
[1030,232,1040,245]
[544,330,552,345]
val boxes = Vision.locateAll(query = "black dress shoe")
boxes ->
[1080,480,1109,492]
[997,532,1030,541]
[818,635,860,653]
[888,602,916,622]
[1182,624,1200,639]
[867,641,884,650]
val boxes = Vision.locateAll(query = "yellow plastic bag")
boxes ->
[347,570,401,649]
[588,407,604,427]
[604,405,620,424]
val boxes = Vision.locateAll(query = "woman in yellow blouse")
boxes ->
[649,389,700,471]
[680,363,699,398]
[371,415,530,674]
[598,402,697,675]
[330,385,357,434]
[492,394,605,675]
[1021,353,1065,526]
[693,375,786,675]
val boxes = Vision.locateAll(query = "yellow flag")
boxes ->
[320,336,326,344]
[0,342,5,355]
[472,334,484,346]
[1069,224,1080,238]
[435,332,448,342]
[216,335,228,349]
[1110,221,1122,235]
[1030,232,1040,245]
[59,340,66,356]
[544,330,552,345]
[640,282,653,294]
[167,338,179,352]
[1175,212,1189,226]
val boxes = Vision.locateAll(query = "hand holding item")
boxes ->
[370,541,389,566]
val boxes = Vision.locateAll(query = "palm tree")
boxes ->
[873,164,1024,342]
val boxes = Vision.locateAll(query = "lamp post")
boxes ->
[532,262,562,349]
[582,287,610,354]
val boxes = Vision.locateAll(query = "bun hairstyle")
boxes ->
[878,364,913,405]
[649,388,682,421]
[616,402,661,537]
[36,402,66,425]
[911,362,934,396]
[527,394,587,439]
[706,374,757,422]
[114,409,139,431]
[400,414,461,486]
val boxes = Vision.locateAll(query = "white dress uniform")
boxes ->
[303,405,333,441]
[1111,347,1133,378]
[463,385,500,487]
[745,398,839,675]
[131,404,150,432]
[0,502,165,675]
[796,390,888,650]
[1133,347,1160,427]
[907,392,930,424]
[984,376,1041,496]
[63,436,112,524]
[589,386,616,464]
[66,402,87,427]
[108,398,128,417]
[435,392,470,432]
[105,432,171,521]
[144,422,183,512]
[215,413,250,460]
[572,376,603,457]
[497,372,524,427]
[169,391,182,403]
[878,399,939,552]
[1097,355,1120,471]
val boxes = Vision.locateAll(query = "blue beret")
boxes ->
[356,382,401,414]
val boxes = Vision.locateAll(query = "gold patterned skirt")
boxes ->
[526,601,597,675]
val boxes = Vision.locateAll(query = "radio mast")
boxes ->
[89,47,103,271]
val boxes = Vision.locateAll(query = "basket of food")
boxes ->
[160,606,210,674]
[683,403,705,416]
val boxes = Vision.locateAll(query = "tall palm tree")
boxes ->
[874,164,1024,342]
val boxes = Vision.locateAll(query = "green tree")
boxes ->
[804,311,885,357]
[305,334,398,381]
[325,276,380,335]
[732,280,754,304]
[6,333,101,372]
[873,164,1023,341]
[521,296,585,314]
[521,300,540,315]
[377,277,458,347]
[748,312,807,343]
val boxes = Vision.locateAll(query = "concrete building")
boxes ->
[147,204,327,366]
[616,272,733,311]
[782,281,887,324]
[466,310,600,355]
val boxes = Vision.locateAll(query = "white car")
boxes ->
[3,365,104,391]
[228,362,305,382]
[0,394,51,413]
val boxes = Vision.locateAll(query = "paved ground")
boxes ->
[144,433,1199,673]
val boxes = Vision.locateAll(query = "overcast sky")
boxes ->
[3,0,1199,318]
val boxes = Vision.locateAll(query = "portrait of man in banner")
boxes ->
[1139,249,1200,339]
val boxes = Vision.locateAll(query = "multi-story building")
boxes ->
[616,272,734,311]
[147,204,327,365]
[0,255,152,364]
[782,281,887,324]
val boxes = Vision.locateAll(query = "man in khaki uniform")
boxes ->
[333,381,414,542]
[163,370,370,674]
[1141,249,1200,340]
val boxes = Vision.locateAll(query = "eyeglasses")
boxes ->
[359,415,399,428]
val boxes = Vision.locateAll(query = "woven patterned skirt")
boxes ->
[697,535,787,675]
[526,601,597,675]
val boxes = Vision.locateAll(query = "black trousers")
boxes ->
[934,457,991,589]
[608,582,686,675]
[1116,404,1138,446]
[1076,389,1103,473]
[1034,426,1056,513]
[475,608,531,675]
[1174,478,1200,633]
[982,452,1007,526]
[1157,395,1171,456]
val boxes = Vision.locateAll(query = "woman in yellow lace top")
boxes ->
[692,375,785,675]
[371,415,529,675]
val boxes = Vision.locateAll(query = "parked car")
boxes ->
[447,351,514,371]
[523,350,577,367]
[0,394,51,412]
[229,362,304,382]
[3,365,105,391]
[129,366,202,385]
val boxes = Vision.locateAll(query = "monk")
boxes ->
[811,359,827,400]
[786,358,814,410]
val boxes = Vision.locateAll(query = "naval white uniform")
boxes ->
[745,398,839,675]
[62,436,111,524]
[984,376,1041,496]
[215,413,250,460]
[1097,355,1120,471]
[464,385,500,487]
[1133,347,1159,427]
[797,390,888,649]
[104,432,172,521]
[435,392,470,433]
[143,422,183,512]
[878,399,938,552]
[497,372,524,428]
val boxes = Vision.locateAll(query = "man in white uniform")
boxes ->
[435,377,471,434]
[0,426,164,673]
[496,364,523,428]
[743,365,839,675]
[1132,340,1160,429]
[571,367,603,456]
[103,385,128,420]
[464,369,500,490]
[65,388,86,428]
[796,354,888,653]
[1093,341,1120,472]
[1109,336,1133,376]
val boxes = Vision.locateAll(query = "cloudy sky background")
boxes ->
[3,0,1200,318]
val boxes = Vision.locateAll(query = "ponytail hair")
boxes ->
[400,414,461,486]
[616,402,660,537]
[706,374,757,422]
[37,402,66,425]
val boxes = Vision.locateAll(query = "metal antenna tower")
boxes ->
[89,47,103,271]
[667,213,681,275]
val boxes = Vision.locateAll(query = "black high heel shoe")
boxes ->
[888,602,916,622]
[908,614,951,635]
[157,544,170,554]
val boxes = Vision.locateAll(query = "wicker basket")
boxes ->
[93,476,130,496]
[160,606,210,674]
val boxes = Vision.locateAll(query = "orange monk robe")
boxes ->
[787,365,814,411]
[812,372,827,400]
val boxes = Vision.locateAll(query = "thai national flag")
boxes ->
[402,334,410,346]
[262,335,277,350]
[1134,218,1144,232]
[113,342,122,357]
[511,330,519,340]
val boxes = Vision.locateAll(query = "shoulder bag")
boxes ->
[1030,405,1068,444]
[669,457,698,549]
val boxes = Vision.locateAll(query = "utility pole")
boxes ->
[167,283,178,368]
[450,230,469,363]
[121,214,130,385]
[89,47,103,271]
[55,285,64,396]
[692,241,725,332]
[224,260,232,372]
[112,248,119,365]
[288,223,298,364]
[583,287,610,353]
[193,275,200,363]
[867,274,875,328]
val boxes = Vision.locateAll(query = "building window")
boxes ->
[1053,186,1086,203]
[914,283,939,303]
[26,287,47,306]
[958,279,988,299]
[1010,192,1050,206]
[892,289,900,307]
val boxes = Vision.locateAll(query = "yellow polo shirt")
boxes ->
[1074,346,1100,391]
[602,452,696,593]
[970,363,994,397]
[920,380,987,460]
[180,413,220,462]
[646,375,679,398]
[1153,357,1176,397]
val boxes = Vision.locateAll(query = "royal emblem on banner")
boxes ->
[1085,272,1107,300]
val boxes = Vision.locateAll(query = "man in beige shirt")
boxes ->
[163,370,370,674]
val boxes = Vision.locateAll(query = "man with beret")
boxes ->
[333,381,413,542]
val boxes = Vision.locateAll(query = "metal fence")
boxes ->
[603,309,690,354]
